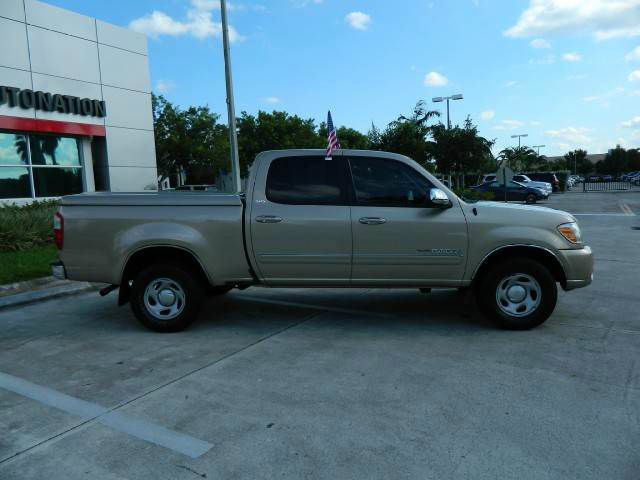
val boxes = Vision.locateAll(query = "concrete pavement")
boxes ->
[0,191,639,479]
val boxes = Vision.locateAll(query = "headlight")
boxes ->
[557,222,582,244]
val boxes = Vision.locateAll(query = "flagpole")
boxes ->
[220,0,242,193]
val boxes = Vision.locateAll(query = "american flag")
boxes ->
[325,110,340,159]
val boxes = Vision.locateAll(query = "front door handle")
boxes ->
[359,217,387,225]
[256,215,283,224]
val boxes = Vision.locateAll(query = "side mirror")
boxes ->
[429,188,452,208]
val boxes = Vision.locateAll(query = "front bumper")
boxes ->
[51,261,67,280]
[558,246,593,291]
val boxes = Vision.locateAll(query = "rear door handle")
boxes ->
[359,217,387,225]
[256,215,283,224]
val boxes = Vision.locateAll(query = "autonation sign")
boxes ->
[0,85,106,118]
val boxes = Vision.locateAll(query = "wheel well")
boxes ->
[472,246,566,288]
[118,246,210,305]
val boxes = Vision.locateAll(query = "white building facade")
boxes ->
[0,0,157,203]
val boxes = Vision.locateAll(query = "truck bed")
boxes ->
[58,191,252,286]
[61,192,242,207]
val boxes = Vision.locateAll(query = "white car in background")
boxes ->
[480,174,552,194]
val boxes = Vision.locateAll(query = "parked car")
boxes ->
[478,174,551,194]
[602,174,613,181]
[512,174,553,194]
[471,180,549,203]
[524,172,560,192]
[52,149,593,332]
[588,175,602,182]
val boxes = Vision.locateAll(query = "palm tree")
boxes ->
[498,146,538,172]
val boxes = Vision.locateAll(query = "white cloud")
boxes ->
[424,71,448,87]
[493,119,525,131]
[545,127,593,146]
[345,12,371,31]
[629,70,640,81]
[129,0,243,42]
[529,54,556,65]
[529,38,551,49]
[263,96,281,105]
[562,52,582,62]
[155,80,176,94]
[626,46,640,61]
[505,0,640,41]
[505,80,517,87]
[622,116,640,128]
[480,110,495,120]
[583,86,626,105]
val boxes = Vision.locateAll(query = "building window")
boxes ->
[0,131,84,199]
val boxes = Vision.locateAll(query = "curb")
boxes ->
[0,282,101,310]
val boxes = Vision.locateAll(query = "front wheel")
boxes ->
[477,258,557,330]
[130,263,204,332]
[525,194,537,204]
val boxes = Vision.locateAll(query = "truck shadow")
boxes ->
[195,288,494,334]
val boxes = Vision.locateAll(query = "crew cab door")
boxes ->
[348,156,468,286]
[249,155,352,285]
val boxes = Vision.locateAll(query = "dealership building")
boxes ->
[0,0,157,203]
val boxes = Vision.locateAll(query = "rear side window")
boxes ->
[266,156,348,205]
[349,157,434,207]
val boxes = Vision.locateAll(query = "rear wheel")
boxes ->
[477,258,557,330]
[130,263,204,332]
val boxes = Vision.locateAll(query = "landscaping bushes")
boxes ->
[0,201,58,252]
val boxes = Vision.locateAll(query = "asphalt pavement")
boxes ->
[0,190,638,480]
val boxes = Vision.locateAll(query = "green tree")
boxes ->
[428,116,496,177]
[498,146,540,172]
[237,110,323,175]
[368,101,440,170]
[564,149,590,175]
[595,145,631,175]
[152,94,229,182]
[317,124,370,150]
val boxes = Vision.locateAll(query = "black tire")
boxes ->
[476,258,557,330]
[525,194,537,204]
[130,263,204,332]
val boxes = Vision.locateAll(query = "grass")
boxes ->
[0,245,58,285]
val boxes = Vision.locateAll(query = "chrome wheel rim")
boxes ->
[143,278,186,320]
[496,273,541,317]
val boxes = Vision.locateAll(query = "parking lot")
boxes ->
[1,190,639,480]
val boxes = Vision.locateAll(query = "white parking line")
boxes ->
[0,372,212,459]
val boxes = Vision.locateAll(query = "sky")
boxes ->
[47,0,640,157]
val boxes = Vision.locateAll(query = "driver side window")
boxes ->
[349,157,434,207]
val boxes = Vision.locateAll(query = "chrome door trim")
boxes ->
[359,217,387,225]
[255,215,283,223]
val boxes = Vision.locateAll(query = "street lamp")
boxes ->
[432,94,463,129]
[531,144,546,155]
[511,133,528,148]
[220,0,242,193]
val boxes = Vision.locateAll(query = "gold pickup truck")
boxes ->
[52,150,593,332]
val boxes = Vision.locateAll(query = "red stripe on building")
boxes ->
[0,115,106,137]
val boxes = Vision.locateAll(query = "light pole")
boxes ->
[432,94,463,129]
[531,144,546,156]
[220,0,242,193]
[511,133,528,148]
